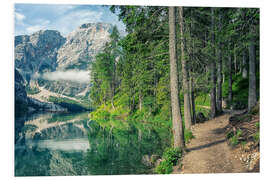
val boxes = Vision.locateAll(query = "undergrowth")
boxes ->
[155,147,182,174]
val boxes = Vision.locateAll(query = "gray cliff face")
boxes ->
[15,69,28,105]
[15,30,66,84]
[57,23,112,70]
[41,23,112,97]
[15,69,67,114]
[14,23,113,100]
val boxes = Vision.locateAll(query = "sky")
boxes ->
[14,4,126,37]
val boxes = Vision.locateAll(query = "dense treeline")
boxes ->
[89,6,259,151]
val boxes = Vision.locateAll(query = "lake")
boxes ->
[15,111,166,176]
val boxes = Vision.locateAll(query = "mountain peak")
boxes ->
[79,22,113,29]
[57,22,113,71]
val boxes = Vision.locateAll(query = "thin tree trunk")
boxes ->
[234,44,237,74]
[179,6,192,130]
[242,50,248,78]
[248,28,257,111]
[228,51,233,107]
[169,6,185,148]
[210,8,217,118]
[189,71,193,123]
[139,91,143,111]
[216,15,223,113]
[190,74,196,124]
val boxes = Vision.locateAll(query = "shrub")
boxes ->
[90,109,110,122]
[155,160,173,174]
[155,147,182,174]
[229,129,242,146]
[255,122,260,129]
[253,132,260,142]
[226,131,234,139]
[184,130,195,144]
[162,148,182,165]
[230,135,239,146]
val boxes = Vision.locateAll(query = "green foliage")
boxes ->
[230,135,239,146]
[89,108,110,123]
[253,121,260,142]
[155,147,182,174]
[162,148,182,165]
[194,94,211,118]
[226,131,234,139]
[255,122,260,129]
[253,131,260,142]
[155,160,173,174]
[184,129,195,143]
[87,6,259,174]
[223,73,259,109]
[26,86,40,95]
[48,96,91,112]
[229,129,242,146]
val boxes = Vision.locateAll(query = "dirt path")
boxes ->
[174,113,246,174]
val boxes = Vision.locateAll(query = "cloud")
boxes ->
[25,19,51,34]
[15,12,25,21]
[14,4,126,37]
[26,25,45,34]
[42,70,90,83]
[53,10,103,35]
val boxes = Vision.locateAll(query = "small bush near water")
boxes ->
[155,147,182,174]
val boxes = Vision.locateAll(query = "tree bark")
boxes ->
[210,8,217,118]
[248,28,257,111]
[234,44,237,74]
[242,50,248,78]
[228,50,233,106]
[169,6,185,148]
[190,74,196,124]
[216,15,223,113]
[179,7,192,130]
[139,91,143,111]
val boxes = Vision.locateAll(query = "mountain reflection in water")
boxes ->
[15,111,166,176]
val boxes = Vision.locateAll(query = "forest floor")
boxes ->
[173,110,249,174]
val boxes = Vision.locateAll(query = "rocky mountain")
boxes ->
[15,69,67,115]
[15,23,113,102]
[57,23,113,70]
[15,30,65,84]
[42,23,113,97]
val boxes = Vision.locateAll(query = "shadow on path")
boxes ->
[188,139,226,152]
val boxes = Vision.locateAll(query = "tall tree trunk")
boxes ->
[248,28,257,111]
[228,50,233,107]
[190,74,196,124]
[242,50,248,78]
[139,91,143,111]
[169,6,185,149]
[179,7,192,130]
[234,44,237,74]
[217,47,223,113]
[216,15,223,113]
[210,8,217,118]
